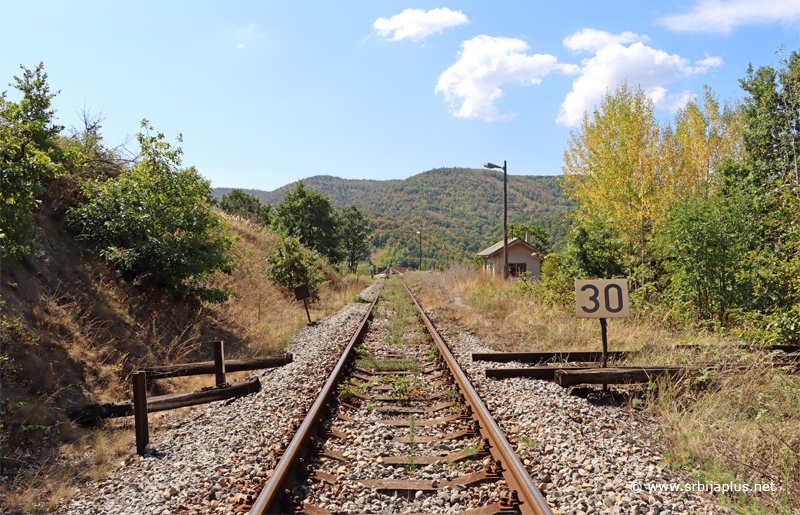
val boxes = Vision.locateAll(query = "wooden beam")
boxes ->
[473,351,630,363]
[67,376,261,423]
[132,371,148,455]
[554,366,694,387]
[214,341,226,386]
[142,354,291,380]
[486,366,591,380]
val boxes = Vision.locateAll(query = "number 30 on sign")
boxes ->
[575,279,630,318]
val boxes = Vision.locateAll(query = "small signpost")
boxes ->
[294,284,313,325]
[575,279,629,368]
[132,371,148,455]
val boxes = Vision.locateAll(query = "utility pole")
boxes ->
[503,160,507,280]
[416,231,422,271]
[485,161,508,279]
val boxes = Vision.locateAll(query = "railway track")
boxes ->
[246,275,552,515]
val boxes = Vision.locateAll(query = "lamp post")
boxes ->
[484,160,508,279]
[416,231,422,271]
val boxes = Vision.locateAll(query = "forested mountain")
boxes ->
[214,176,400,207]
[212,168,573,268]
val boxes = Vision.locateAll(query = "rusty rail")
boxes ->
[248,279,385,515]
[399,277,554,515]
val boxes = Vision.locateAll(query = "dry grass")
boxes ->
[408,265,800,514]
[411,264,693,352]
[207,215,372,355]
[1,213,373,513]
[1,422,135,514]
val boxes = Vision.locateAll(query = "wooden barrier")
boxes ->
[474,351,630,363]
[485,366,591,380]
[554,366,694,387]
[67,376,262,423]
[133,372,148,455]
[142,354,292,379]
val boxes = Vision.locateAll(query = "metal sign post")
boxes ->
[294,284,312,325]
[575,279,630,368]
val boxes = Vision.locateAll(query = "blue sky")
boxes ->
[2,1,798,192]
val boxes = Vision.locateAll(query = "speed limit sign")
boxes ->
[575,279,630,318]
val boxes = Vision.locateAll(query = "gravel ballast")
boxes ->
[58,281,382,515]
[58,278,732,515]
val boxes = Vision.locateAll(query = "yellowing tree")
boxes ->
[561,83,663,262]
[562,83,744,266]
[668,87,744,195]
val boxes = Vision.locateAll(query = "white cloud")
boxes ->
[563,29,649,52]
[649,87,695,111]
[436,35,577,121]
[556,31,723,127]
[374,8,469,42]
[659,0,800,34]
[234,23,264,48]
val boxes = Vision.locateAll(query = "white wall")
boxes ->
[481,244,540,280]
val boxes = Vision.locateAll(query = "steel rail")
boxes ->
[249,279,385,515]
[399,277,554,515]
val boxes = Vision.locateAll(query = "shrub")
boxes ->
[218,188,271,226]
[68,120,235,303]
[0,63,74,258]
[266,236,324,300]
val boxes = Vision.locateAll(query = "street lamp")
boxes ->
[484,161,508,279]
[416,231,422,271]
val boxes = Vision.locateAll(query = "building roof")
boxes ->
[476,237,543,257]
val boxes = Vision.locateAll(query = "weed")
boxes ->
[450,459,479,472]
[438,388,459,401]
[337,380,369,401]
[463,443,481,457]
[516,435,539,449]
[407,415,418,475]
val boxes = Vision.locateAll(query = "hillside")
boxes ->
[214,176,400,207]
[0,211,371,512]
[213,168,574,268]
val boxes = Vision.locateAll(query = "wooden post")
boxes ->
[294,284,313,324]
[133,371,148,455]
[214,341,226,386]
[302,298,311,324]
[600,318,608,368]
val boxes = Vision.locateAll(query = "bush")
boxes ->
[266,236,324,301]
[0,63,73,258]
[218,189,271,226]
[68,120,235,303]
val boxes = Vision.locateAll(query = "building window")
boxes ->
[508,263,527,277]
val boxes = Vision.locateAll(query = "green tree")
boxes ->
[0,63,73,258]
[654,188,757,326]
[739,49,799,187]
[272,181,341,263]
[68,120,235,302]
[733,49,800,342]
[219,188,271,225]
[562,215,625,279]
[491,222,551,253]
[266,236,324,300]
[339,206,371,273]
